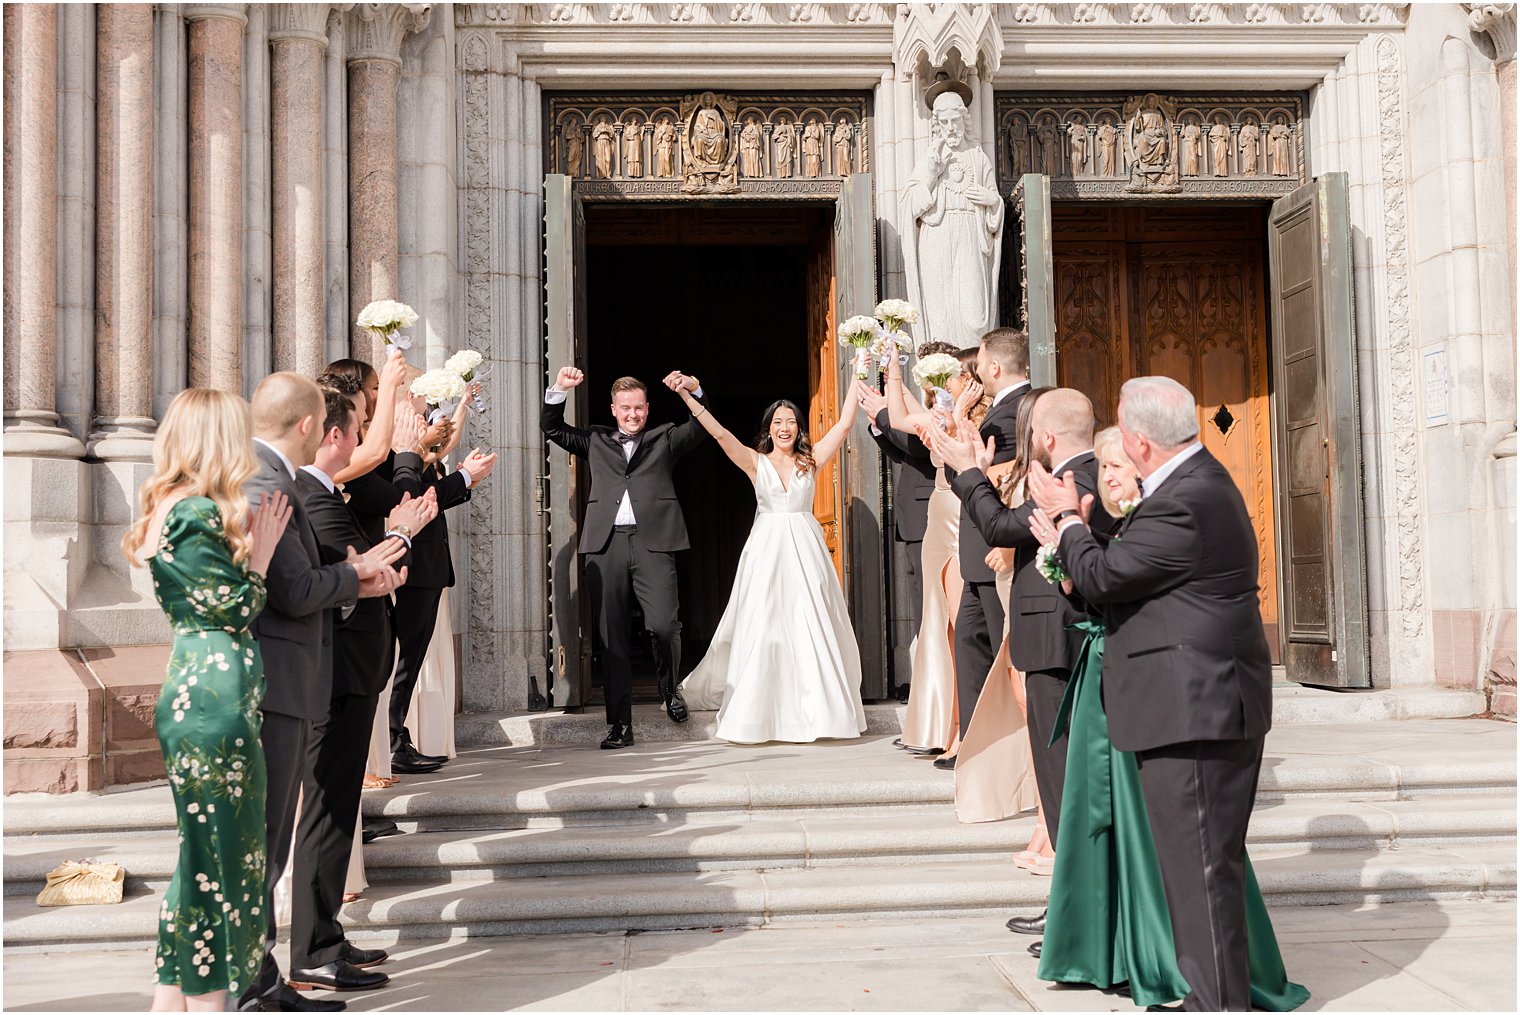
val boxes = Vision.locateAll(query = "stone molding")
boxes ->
[456,3,894,26]
[346,2,432,64]
[183,4,249,26]
[995,2,1406,27]
[1463,3,1517,62]
[893,2,1002,77]
[269,2,346,46]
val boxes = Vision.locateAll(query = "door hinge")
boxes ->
[536,476,549,512]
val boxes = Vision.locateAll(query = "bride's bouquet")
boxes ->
[356,299,419,351]
[445,349,488,414]
[837,315,882,380]
[911,352,960,414]
[410,367,466,424]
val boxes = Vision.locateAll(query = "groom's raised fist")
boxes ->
[553,366,584,391]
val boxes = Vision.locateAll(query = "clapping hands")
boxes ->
[385,488,439,536]
[249,490,294,577]
[853,381,886,420]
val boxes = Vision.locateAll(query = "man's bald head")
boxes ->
[1033,388,1095,447]
[252,372,324,440]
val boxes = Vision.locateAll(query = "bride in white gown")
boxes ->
[672,375,869,744]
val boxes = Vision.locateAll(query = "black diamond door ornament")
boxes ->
[1211,402,1237,437]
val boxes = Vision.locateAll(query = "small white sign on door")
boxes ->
[1422,346,1449,427]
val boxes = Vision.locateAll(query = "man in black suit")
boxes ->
[386,403,496,773]
[860,385,935,701]
[1030,375,1273,1012]
[240,373,406,1014]
[542,366,708,749]
[934,388,1108,941]
[285,386,440,995]
[942,328,1031,767]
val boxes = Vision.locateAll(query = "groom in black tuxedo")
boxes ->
[542,366,709,749]
[941,328,1030,767]
[1030,376,1273,1012]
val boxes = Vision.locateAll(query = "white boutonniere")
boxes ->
[1117,498,1141,517]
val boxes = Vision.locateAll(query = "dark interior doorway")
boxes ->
[582,204,829,702]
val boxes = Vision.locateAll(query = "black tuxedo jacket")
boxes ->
[341,450,423,548]
[871,407,935,543]
[1057,447,1272,753]
[953,451,1110,676]
[295,470,410,699]
[392,452,471,590]
[948,386,1026,583]
[246,443,359,721]
[542,396,708,555]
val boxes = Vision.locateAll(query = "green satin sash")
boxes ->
[1035,622,1310,1011]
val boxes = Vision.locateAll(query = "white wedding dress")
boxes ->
[680,455,868,744]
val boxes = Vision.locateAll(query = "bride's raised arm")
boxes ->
[668,375,757,481]
[813,380,863,468]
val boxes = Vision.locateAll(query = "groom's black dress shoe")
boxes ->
[932,754,956,770]
[390,745,442,774]
[287,960,388,992]
[1027,940,1042,958]
[601,723,634,749]
[894,682,911,703]
[246,984,347,1011]
[1007,911,1046,935]
[666,691,690,724]
[340,942,388,968]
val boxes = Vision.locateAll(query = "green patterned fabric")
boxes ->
[1037,621,1310,1011]
[149,497,269,996]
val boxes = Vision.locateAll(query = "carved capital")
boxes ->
[894,2,1003,78]
[183,4,248,26]
[269,3,348,46]
[1463,3,1517,62]
[346,2,431,65]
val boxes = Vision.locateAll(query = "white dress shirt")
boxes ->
[991,379,1031,409]
[254,437,296,479]
[1140,441,1205,498]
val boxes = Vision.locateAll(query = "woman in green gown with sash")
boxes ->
[1030,427,1308,1012]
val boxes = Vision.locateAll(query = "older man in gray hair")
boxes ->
[1028,375,1274,1012]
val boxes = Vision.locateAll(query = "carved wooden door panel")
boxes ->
[1267,174,1368,687]
[807,230,843,581]
[543,175,592,707]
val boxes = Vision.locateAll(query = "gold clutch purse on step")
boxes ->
[36,860,125,907]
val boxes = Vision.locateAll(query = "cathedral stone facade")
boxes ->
[3,2,1514,793]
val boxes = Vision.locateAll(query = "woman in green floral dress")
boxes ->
[123,389,290,1012]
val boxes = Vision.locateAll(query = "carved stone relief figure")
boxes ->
[692,106,727,162]
[1008,118,1029,177]
[564,119,584,177]
[1123,95,1181,193]
[739,115,763,177]
[592,116,615,179]
[1181,120,1202,176]
[774,118,795,177]
[902,83,1003,349]
[680,92,740,195]
[1268,117,1292,176]
[1208,118,1230,176]
[623,116,644,178]
[1067,121,1088,176]
[1238,119,1260,175]
[1037,118,1061,177]
[834,118,852,177]
[802,117,824,177]
[654,116,677,177]
[1096,121,1118,176]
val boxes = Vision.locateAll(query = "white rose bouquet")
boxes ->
[838,314,883,380]
[911,352,961,413]
[409,368,466,421]
[356,299,419,351]
[445,349,489,414]
[874,298,919,334]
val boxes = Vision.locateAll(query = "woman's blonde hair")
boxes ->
[1093,425,1134,519]
[122,388,259,566]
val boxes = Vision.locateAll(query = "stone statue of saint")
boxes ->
[902,86,1004,349]
[1097,121,1118,176]
[739,116,763,177]
[1269,118,1293,176]
[1067,122,1088,176]
[623,117,644,178]
[564,120,584,177]
[1037,119,1061,177]
[654,117,677,176]
[1181,121,1202,176]
[692,107,727,163]
[1209,120,1230,176]
[774,119,794,177]
[802,117,824,177]
[834,118,852,177]
[1239,120,1261,175]
[592,116,615,179]
[1008,118,1029,177]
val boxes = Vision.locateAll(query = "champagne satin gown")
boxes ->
[899,459,961,751]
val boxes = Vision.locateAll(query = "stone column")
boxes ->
[185,5,246,390]
[346,3,431,364]
[270,4,333,376]
[2,5,83,458]
[90,4,157,461]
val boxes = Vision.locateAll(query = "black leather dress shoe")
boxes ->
[600,723,634,749]
[287,960,389,992]
[250,983,347,1011]
[339,942,388,968]
[666,691,690,724]
[1027,940,1042,958]
[894,683,911,703]
[932,754,956,770]
[412,748,449,765]
[1146,1005,1183,1012]
[1007,911,1046,935]
[904,744,946,757]
[390,745,443,774]
[892,737,905,749]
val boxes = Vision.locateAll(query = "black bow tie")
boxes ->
[615,431,639,445]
